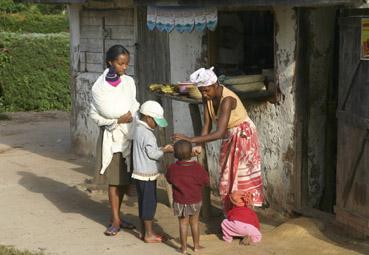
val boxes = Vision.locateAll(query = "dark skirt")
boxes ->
[94,127,131,186]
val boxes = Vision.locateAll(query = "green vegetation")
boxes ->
[0,1,70,112]
[0,0,66,15]
[0,0,68,33]
[0,13,68,33]
[0,32,71,112]
[0,245,43,255]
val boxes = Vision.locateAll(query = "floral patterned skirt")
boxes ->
[219,118,264,212]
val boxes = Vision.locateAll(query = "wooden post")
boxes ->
[189,104,211,219]
[159,96,175,208]
[68,3,81,156]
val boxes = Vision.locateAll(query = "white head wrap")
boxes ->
[190,67,218,87]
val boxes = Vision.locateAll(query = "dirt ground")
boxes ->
[0,111,368,255]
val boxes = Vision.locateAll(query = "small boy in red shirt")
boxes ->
[221,190,262,245]
[166,140,209,254]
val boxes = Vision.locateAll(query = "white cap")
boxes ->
[140,100,168,127]
[190,67,218,87]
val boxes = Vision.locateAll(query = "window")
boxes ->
[209,10,274,79]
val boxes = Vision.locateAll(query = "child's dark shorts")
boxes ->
[173,202,202,217]
[135,179,157,220]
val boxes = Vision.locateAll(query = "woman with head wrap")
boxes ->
[172,67,264,213]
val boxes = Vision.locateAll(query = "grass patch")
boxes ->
[0,32,71,112]
[0,245,44,255]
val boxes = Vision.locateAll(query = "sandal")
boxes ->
[120,220,136,230]
[104,225,120,236]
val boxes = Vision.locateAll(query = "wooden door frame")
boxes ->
[294,8,310,210]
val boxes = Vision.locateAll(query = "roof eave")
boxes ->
[133,0,360,7]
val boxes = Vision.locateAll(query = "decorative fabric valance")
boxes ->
[147,6,217,33]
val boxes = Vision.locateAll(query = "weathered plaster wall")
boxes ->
[169,31,205,137]
[71,73,100,157]
[246,7,297,212]
[304,8,336,207]
[70,7,136,157]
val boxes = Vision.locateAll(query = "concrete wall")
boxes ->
[70,7,136,157]
[169,30,205,137]
[245,7,297,213]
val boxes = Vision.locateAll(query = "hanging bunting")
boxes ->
[164,11,175,32]
[182,9,194,33]
[175,10,186,33]
[147,6,156,31]
[206,8,218,31]
[194,9,206,32]
[155,8,166,32]
[147,6,217,33]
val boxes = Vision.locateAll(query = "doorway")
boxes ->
[296,7,339,214]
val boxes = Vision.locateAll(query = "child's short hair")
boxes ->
[174,140,192,161]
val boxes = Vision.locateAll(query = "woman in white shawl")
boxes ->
[90,45,139,236]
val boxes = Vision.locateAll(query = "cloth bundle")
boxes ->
[92,68,132,119]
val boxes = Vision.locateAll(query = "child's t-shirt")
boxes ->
[227,207,260,229]
[166,160,209,204]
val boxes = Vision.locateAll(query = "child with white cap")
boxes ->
[132,100,173,243]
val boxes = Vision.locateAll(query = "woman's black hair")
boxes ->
[106,45,130,67]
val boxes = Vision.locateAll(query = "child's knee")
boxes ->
[221,219,229,229]
[178,216,189,225]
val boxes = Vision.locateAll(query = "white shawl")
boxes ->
[90,69,140,174]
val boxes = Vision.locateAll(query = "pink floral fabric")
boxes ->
[219,118,264,212]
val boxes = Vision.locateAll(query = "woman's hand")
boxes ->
[172,133,192,142]
[117,111,133,124]
[192,146,202,156]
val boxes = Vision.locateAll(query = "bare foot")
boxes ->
[193,245,204,252]
[144,234,164,243]
[240,236,251,246]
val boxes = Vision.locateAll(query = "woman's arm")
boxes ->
[192,101,212,155]
[173,97,236,144]
[191,97,234,143]
[201,100,212,136]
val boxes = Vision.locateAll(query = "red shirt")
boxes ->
[166,160,209,204]
[227,207,260,229]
